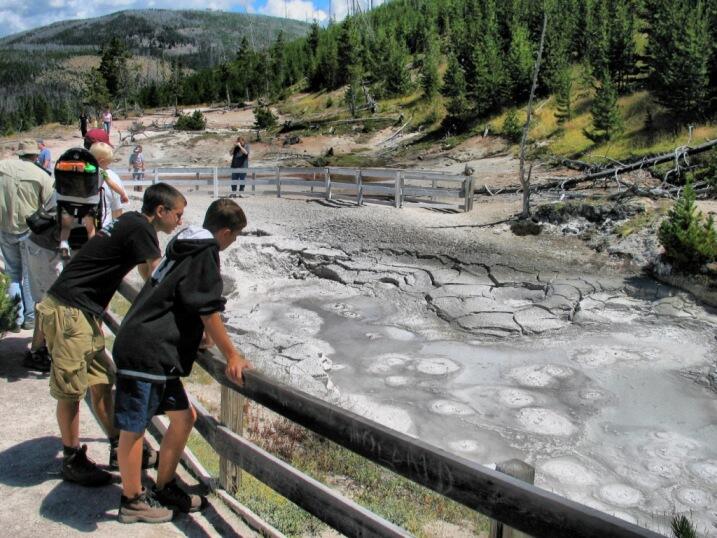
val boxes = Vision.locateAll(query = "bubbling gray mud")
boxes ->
[218,226,717,536]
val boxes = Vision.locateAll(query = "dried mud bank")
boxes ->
[174,193,717,536]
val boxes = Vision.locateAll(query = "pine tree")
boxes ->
[587,73,622,140]
[554,66,573,123]
[502,108,523,142]
[506,22,535,102]
[99,37,130,99]
[647,0,711,122]
[607,0,638,91]
[659,180,717,271]
[270,31,287,94]
[383,39,411,96]
[337,18,362,86]
[470,34,508,115]
[84,68,111,115]
[421,38,441,98]
[442,53,466,98]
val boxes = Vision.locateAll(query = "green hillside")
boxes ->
[0,9,310,65]
[0,9,310,134]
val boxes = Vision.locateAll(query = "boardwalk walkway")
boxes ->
[0,329,259,537]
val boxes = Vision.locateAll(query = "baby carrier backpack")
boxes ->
[54,147,104,232]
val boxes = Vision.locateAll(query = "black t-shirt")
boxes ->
[49,211,160,317]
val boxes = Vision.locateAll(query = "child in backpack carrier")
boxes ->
[55,143,129,260]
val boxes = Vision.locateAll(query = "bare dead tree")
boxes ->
[518,11,548,218]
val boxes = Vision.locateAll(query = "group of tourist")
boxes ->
[1,129,252,524]
[79,107,113,138]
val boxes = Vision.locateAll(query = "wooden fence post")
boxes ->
[394,171,401,208]
[490,460,535,538]
[276,167,281,198]
[252,170,256,193]
[219,385,244,495]
[213,167,219,199]
[153,168,159,185]
[357,170,363,206]
[325,168,332,201]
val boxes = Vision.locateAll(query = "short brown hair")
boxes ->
[203,198,247,233]
[141,183,186,215]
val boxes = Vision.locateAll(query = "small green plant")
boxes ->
[0,274,19,337]
[671,514,698,538]
[254,105,277,130]
[325,96,333,108]
[658,181,717,271]
[175,110,206,131]
[502,108,523,143]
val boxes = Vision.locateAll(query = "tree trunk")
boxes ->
[518,11,548,219]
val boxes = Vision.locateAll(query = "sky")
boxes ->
[0,0,381,38]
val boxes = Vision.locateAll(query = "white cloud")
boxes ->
[258,0,327,22]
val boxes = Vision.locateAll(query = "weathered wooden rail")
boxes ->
[102,281,665,538]
[115,166,475,212]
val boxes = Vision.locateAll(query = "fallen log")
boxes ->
[540,138,717,190]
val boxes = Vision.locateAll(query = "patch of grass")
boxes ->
[614,209,659,238]
[235,472,326,536]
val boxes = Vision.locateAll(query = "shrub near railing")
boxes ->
[104,280,666,538]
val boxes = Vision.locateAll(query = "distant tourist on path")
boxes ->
[113,198,251,523]
[0,140,54,332]
[36,139,51,171]
[80,111,89,138]
[35,183,186,489]
[129,144,145,192]
[229,136,249,195]
[102,107,112,134]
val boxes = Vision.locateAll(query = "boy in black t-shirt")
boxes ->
[36,183,187,488]
[112,198,252,523]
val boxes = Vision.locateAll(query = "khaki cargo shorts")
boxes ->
[36,295,113,401]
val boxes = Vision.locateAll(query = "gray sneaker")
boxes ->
[62,444,112,487]
[118,490,173,524]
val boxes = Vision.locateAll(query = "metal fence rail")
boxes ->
[108,281,664,538]
[116,166,475,211]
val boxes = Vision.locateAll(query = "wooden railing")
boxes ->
[102,281,666,537]
[116,166,475,212]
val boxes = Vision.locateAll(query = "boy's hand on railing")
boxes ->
[226,352,253,386]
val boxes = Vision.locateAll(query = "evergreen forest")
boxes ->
[2,0,717,143]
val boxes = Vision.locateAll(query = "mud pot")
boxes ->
[175,192,717,536]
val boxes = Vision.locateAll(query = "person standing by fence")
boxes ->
[36,140,52,171]
[129,145,145,192]
[35,183,186,488]
[113,198,251,523]
[0,140,54,332]
[102,107,112,135]
[79,111,88,138]
[229,136,249,195]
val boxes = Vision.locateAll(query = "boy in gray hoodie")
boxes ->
[112,198,252,523]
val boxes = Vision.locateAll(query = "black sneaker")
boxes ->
[21,319,35,330]
[22,346,51,373]
[118,490,173,524]
[109,441,158,470]
[62,444,113,487]
[153,479,205,513]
